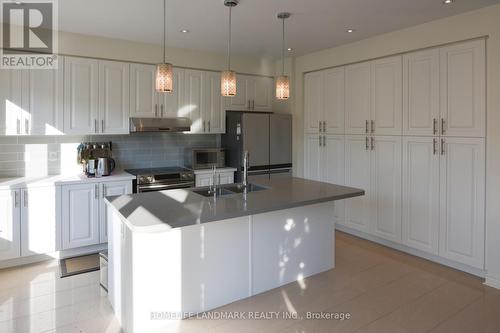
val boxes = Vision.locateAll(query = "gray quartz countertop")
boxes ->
[105,177,364,233]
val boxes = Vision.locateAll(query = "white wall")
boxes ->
[291,4,500,288]
[1,24,275,76]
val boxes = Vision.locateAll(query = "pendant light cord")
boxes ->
[227,6,232,70]
[281,17,285,75]
[163,0,166,63]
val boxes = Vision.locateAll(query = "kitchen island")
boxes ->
[105,177,364,332]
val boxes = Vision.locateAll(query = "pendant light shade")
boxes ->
[276,75,290,100]
[156,63,173,92]
[276,12,290,100]
[221,0,238,97]
[221,70,237,96]
[156,0,173,93]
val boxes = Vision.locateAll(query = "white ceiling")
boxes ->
[52,0,500,58]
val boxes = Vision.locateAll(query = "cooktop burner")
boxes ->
[125,166,192,176]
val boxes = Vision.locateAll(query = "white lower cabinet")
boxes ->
[99,181,133,243]
[21,186,61,256]
[304,134,346,224]
[402,137,440,255]
[62,183,100,249]
[370,136,402,243]
[62,180,132,249]
[0,190,21,261]
[439,137,485,269]
[344,136,372,232]
[195,170,235,187]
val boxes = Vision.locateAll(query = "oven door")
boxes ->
[137,181,195,193]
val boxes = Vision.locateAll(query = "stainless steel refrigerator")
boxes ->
[221,111,292,182]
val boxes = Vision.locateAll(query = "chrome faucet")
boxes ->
[242,151,249,187]
[210,165,219,195]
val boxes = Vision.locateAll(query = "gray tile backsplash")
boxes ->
[0,133,220,177]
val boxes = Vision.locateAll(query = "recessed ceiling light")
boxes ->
[287,47,293,52]
[443,0,454,4]
[180,29,190,33]
[346,29,355,33]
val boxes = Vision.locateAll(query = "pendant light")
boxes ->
[156,0,173,92]
[221,0,238,97]
[276,12,290,100]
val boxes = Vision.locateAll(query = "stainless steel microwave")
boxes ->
[186,148,225,169]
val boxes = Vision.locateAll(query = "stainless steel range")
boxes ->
[125,167,195,193]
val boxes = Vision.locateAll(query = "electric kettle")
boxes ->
[97,157,116,176]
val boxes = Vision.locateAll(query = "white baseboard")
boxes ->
[485,276,500,289]
[335,224,486,278]
[0,243,107,270]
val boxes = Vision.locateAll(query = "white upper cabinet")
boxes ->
[23,66,64,135]
[130,63,157,118]
[184,69,204,133]
[402,137,440,255]
[370,136,402,243]
[0,189,21,261]
[344,135,371,232]
[64,57,99,135]
[345,62,371,135]
[161,68,185,118]
[304,68,345,134]
[371,56,402,135]
[252,76,273,111]
[304,72,322,133]
[0,69,23,135]
[202,71,225,133]
[224,75,273,112]
[439,137,485,269]
[403,49,440,136]
[323,68,345,134]
[440,40,485,138]
[21,186,60,256]
[99,60,130,134]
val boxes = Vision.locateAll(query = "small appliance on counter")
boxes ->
[185,148,226,170]
[77,142,116,177]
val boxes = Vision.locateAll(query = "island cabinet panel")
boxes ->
[99,181,132,244]
[251,202,335,295]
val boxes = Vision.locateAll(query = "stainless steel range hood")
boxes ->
[129,117,192,133]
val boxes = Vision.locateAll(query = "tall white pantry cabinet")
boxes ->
[304,39,486,271]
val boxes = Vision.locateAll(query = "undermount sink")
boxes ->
[223,183,269,194]
[191,188,234,197]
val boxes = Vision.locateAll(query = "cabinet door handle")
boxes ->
[14,191,19,208]
[441,118,446,135]
[161,104,164,118]
[24,191,28,207]
[208,121,211,132]
[323,136,326,147]
[25,119,29,135]
[371,137,375,151]
[365,136,369,150]
[95,184,99,199]
[319,121,322,133]
[102,184,105,199]
[155,104,158,117]
[101,119,104,133]
[365,120,369,134]
[94,119,97,133]
[203,121,206,132]
[371,120,375,134]
[323,121,327,133]
[441,138,445,155]
[433,138,437,155]
[433,118,438,135]
[319,136,322,147]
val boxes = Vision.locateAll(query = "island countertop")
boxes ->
[105,177,364,232]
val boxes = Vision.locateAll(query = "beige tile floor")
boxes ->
[0,231,499,333]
